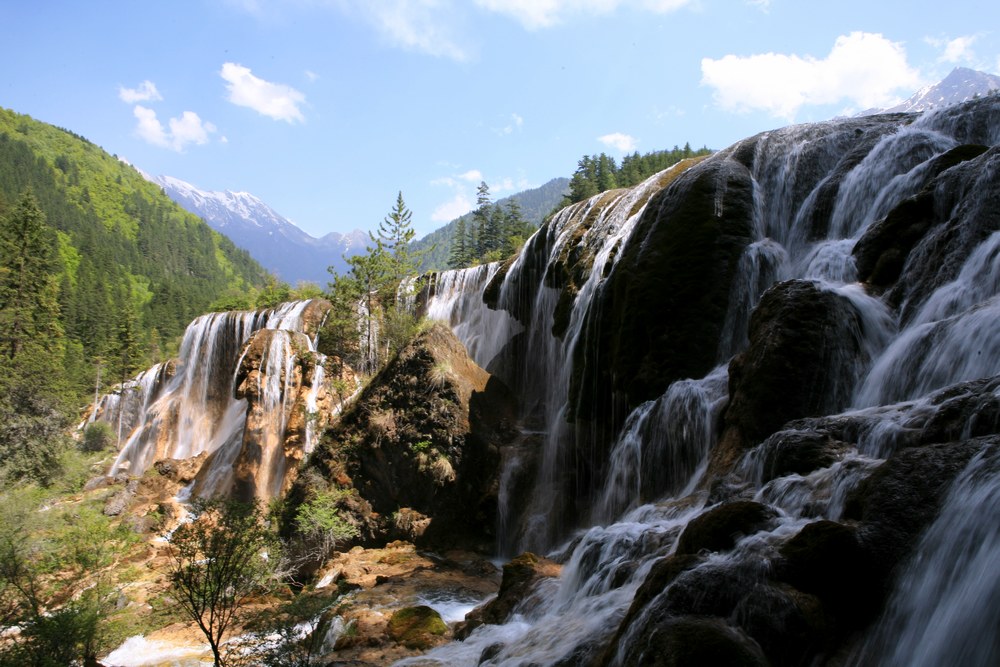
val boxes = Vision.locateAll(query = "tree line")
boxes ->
[564,143,712,205]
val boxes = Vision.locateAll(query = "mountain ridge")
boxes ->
[145,173,369,285]
[861,66,1000,115]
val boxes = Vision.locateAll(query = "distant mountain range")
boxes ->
[146,171,570,281]
[862,67,1000,115]
[143,173,368,285]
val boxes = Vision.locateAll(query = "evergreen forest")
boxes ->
[0,108,268,483]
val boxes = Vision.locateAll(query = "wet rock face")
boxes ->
[872,146,1000,321]
[225,328,330,502]
[853,144,991,297]
[675,501,778,556]
[573,158,755,424]
[457,551,561,638]
[612,615,770,667]
[723,280,867,451]
[298,324,515,550]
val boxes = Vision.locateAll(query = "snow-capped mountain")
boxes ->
[144,174,368,285]
[862,67,1000,115]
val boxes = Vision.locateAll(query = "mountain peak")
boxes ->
[864,67,1000,115]
[144,173,367,284]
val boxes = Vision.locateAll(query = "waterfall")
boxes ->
[104,300,329,500]
[851,444,1000,667]
[411,97,1000,665]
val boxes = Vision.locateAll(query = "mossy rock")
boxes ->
[387,605,447,649]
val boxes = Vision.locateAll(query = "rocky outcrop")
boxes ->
[573,157,755,422]
[861,146,1000,321]
[711,280,869,473]
[292,323,516,553]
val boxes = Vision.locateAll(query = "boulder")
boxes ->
[716,280,868,466]
[853,144,990,296]
[386,606,447,650]
[755,429,853,482]
[457,552,561,638]
[675,501,778,555]
[292,324,515,550]
[571,157,755,425]
[609,616,769,667]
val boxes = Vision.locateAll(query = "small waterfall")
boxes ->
[424,263,521,369]
[855,231,1000,407]
[104,300,329,500]
[595,365,728,523]
[851,444,1000,666]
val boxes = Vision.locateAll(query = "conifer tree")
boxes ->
[448,218,470,269]
[473,181,494,258]
[0,191,58,361]
[375,191,418,287]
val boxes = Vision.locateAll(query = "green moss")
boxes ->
[387,605,447,649]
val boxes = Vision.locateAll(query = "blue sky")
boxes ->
[2,1,998,239]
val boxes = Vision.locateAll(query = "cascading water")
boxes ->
[101,299,331,500]
[413,97,1000,665]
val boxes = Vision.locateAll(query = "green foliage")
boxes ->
[564,144,713,206]
[0,107,269,404]
[166,497,279,667]
[0,488,139,665]
[80,419,116,452]
[412,177,569,272]
[290,488,359,570]
[324,193,425,375]
[447,181,535,269]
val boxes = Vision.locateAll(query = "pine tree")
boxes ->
[0,191,57,360]
[448,217,470,269]
[374,191,420,298]
[473,181,494,259]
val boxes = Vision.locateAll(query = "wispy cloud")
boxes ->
[598,132,637,152]
[926,35,979,64]
[459,169,483,182]
[745,0,771,11]
[474,0,693,30]
[220,62,306,123]
[365,1,469,60]
[494,112,524,135]
[118,80,162,104]
[701,32,923,119]
[132,106,216,152]
[432,192,474,222]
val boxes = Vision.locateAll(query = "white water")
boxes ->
[851,445,1000,666]
[414,100,1000,665]
[103,300,329,499]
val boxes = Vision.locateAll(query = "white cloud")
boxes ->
[220,62,306,123]
[701,32,923,119]
[926,35,978,64]
[305,70,320,82]
[432,193,474,222]
[494,112,524,135]
[119,80,162,104]
[598,132,637,152]
[356,1,470,60]
[459,169,483,182]
[474,0,692,30]
[132,105,215,152]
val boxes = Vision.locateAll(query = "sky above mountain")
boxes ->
[2,1,998,238]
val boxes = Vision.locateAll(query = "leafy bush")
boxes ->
[81,420,116,452]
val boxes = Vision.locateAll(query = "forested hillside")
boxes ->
[413,177,569,271]
[0,108,269,400]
